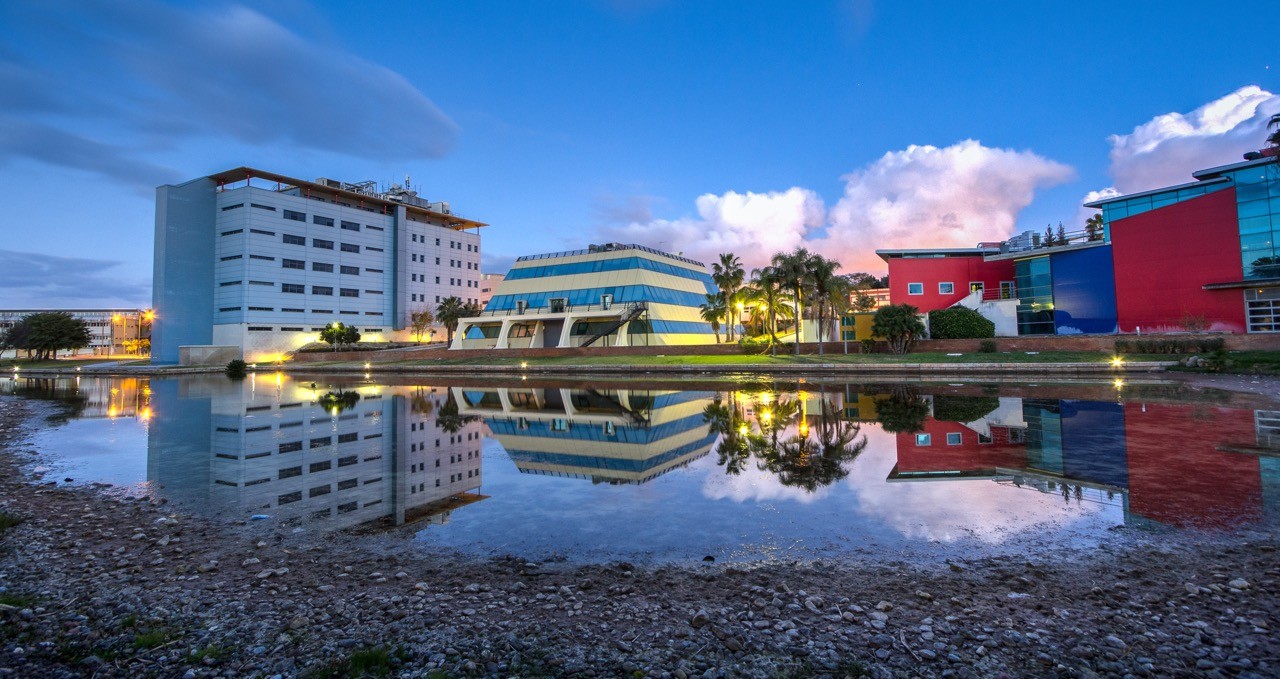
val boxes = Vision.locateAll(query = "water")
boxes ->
[4,373,1278,563]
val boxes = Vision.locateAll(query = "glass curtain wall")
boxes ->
[1015,256,1055,335]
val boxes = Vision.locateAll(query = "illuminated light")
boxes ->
[248,363,257,369]
[108,407,118,418]
[760,408,773,424]
[112,314,122,322]
[364,373,371,380]
[520,361,528,369]
[1113,379,1125,389]
[275,372,283,387]
[520,375,527,381]
[798,390,809,401]
[110,388,119,395]
[364,362,371,370]
[738,424,749,436]
[1110,356,1125,368]
[799,421,809,437]
[140,407,152,421]
[75,367,81,372]
[756,392,772,405]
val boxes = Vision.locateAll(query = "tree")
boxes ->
[770,248,814,355]
[874,387,930,434]
[13,312,92,360]
[1043,225,1056,247]
[871,304,925,354]
[806,255,842,354]
[1056,222,1067,245]
[435,296,466,344]
[1268,113,1280,148]
[409,308,434,345]
[744,267,792,355]
[711,253,745,341]
[850,290,878,312]
[699,292,726,343]
[319,322,360,351]
[1085,213,1105,241]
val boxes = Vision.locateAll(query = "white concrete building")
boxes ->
[153,168,486,363]
[0,309,149,358]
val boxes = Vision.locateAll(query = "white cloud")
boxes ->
[598,140,1072,272]
[818,141,1074,272]
[600,187,826,270]
[1104,85,1280,194]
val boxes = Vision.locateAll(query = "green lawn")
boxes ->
[304,350,1168,369]
[1167,350,1280,375]
[0,357,148,371]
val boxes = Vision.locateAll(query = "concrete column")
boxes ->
[494,319,513,349]
[558,316,576,348]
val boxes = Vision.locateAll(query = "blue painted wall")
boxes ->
[1059,400,1128,489]
[152,179,216,363]
[1051,246,1118,335]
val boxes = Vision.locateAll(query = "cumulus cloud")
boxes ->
[1104,85,1280,194]
[599,140,1072,272]
[0,250,150,308]
[0,1,458,190]
[600,188,827,268]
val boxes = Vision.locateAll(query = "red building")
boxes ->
[877,247,1015,312]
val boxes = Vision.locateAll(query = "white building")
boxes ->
[153,167,486,364]
[0,309,149,358]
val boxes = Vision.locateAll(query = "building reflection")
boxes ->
[881,390,1280,529]
[454,387,718,484]
[2,376,152,420]
[141,374,487,531]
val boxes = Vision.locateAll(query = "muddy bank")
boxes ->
[1,398,1278,678]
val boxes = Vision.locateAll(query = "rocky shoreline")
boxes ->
[1,396,1278,678]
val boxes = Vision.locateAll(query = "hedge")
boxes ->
[1114,337,1225,355]
[927,307,995,339]
[932,395,1000,423]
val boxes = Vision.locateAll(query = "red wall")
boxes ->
[895,420,1027,473]
[1123,403,1261,529]
[1110,189,1246,333]
[886,256,1015,312]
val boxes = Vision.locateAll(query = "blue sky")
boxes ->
[1,0,1277,308]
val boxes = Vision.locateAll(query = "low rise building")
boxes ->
[451,243,720,349]
[0,308,150,357]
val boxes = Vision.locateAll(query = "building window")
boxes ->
[1000,281,1016,300]
[313,215,334,226]
[969,282,985,294]
[251,203,276,211]
[939,282,954,295]
[341,221,360,231]
[978,432,993,444]
[313,239,334,250]
[221,229,243,236]
[313,262,334,273]
[221,203,244,211]
[946,432,962,445]
[283,209,306,222]
[907,283,924,295]
[312,286,333,296]
[915,434,931,446]
[340,265,359,275]
[340,288,359,298]
[282,259,305,270]
[282,283,305,294]
[1246,288,1280,333]
[250,254,274,261]
[249,228,275,236]
[283,234,305,245]
[340,243,359,253]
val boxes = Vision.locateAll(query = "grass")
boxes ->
[0,593,35,608]
[188,644,229,663]
[304,646,398,678]
[0,357,148,371]
[133,629,174,650]
[312,350,1168,369]
[0,511,22,536]
[1167,350,1280,376]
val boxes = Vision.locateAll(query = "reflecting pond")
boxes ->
[3,373,1278,563]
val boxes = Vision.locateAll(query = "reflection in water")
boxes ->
[456,387,718,484]
[3,375,1279,560]
[703,386,868,492]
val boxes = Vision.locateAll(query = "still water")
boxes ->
[3,373,1279,563]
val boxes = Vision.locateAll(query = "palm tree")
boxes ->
[770,248,814,355]
[699,292,727,343]
[1269,113,1280,148]
[807,255,842,355]
[435,296,465,344]
[745,267,792,355]
[712,253,745,341]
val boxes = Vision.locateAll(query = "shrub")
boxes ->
[859,338,877,354]
[1116,337,1226,355]
[928,307,995,339]
[978,340,997,353]
[738,335,773,355]
[872,304,926,354]
[224,359,247,379]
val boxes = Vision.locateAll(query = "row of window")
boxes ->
[409,234,477,252]
[505,255,715,288]
[281,259,374,275]
[218,281,381,297]
[241,325,385,332]
[223,202,382,232]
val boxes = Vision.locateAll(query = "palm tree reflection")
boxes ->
[704,386,867,492]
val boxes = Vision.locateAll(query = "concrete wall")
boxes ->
[153,179,217,364]
[179,345,241,366]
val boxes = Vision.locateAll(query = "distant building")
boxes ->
[152,167,487,363]
[450,243,720,349]
[0,309,149,357]
[479,272,505,307]
[875,247,1015,312]
[851,287,890,309]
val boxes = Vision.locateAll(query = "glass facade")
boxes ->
[1220,163,1280,280]
[1247,288,1280,332]
[1014,256,1055,335]
[487,285,710,311]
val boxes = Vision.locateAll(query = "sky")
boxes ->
[1,0,1277,309]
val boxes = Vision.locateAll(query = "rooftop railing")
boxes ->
[476,301,648,318]
[514,243,706,268]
